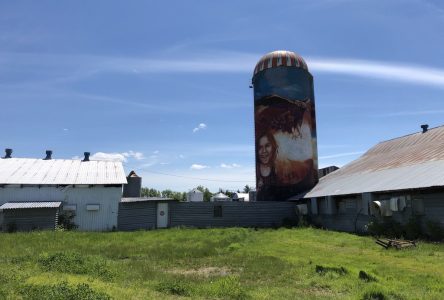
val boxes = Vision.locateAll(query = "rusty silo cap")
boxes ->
[253,50,308,79]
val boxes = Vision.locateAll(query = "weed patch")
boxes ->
[206,275,248,300]
[156,278,193,296]
[359,270,377,282]
[20,281,110,300]
[38,252,114,280]
[315,265,348,276]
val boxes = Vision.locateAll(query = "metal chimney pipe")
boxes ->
[3,148,12,159]
[421,124,429,133]
[83,152,90,161]
[43,150,52,160]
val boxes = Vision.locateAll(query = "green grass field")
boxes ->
[0,227,443,299]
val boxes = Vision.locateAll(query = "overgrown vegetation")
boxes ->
[0,228,442,299]
[367,217,444,241]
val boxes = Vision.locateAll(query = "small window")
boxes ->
[213,205,223,218]
[86,204,100,211]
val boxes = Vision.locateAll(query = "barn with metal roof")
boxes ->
[0,150,127,231]
[305,125,444,233]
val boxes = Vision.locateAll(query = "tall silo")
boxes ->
[123,170,142,198]
[252,50,318,201]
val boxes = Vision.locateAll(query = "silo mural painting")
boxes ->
[253,51,318,201]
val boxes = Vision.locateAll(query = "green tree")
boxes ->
[140,187,161,197]
[243,185,251,193]
[196,185,212,202]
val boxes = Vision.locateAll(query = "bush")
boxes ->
[20,281,110,300]
[6,222,17,233]
[57,211,77,230]
[367,218,406,239]
[403,217,422,240]
[426,221,444,242]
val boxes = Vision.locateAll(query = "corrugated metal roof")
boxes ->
[121,197,175,203]
[0,158,127,185]
[0,201,62,209]
[306,126,444,198]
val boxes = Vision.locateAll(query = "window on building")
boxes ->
[213,205,223,218]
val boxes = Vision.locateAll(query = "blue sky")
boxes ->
[2,0,444,192]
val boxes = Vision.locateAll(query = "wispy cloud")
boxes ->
[190,164,209,170]
[376,110,444,117]
[319,151,365,159]
[3,51,444,90]
[308,58,444,89]
[193,123,207,133]
[220,163,241,169]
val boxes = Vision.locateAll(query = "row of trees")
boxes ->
[140,185,252,202]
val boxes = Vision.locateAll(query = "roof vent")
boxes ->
[82,152,90,162]
[43,150,52,160]
[421,124,429,133]
[3,148,12,159]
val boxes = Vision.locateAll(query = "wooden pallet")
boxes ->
[376,238,416,250]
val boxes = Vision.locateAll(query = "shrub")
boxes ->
[20,281,110,300]
[426,221,444,242]
[403,217,422,240]
[6,222,17,233]
[367,218,403,239]
[57,211,78,230]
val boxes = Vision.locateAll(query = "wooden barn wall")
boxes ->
[117,202,157,231]
[1,208,58,231]
[169,202,297,228]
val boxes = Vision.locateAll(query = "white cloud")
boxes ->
[89,152,127,162]
[178,154,185,159]
[220,163,241,169]
[190,164,209,170]
[153,150,159,154]
[193,123,207,133]
[72,150,145,162]
[122,150,145,160]
[63,128,68,131]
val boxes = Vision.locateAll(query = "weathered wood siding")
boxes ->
[117,201,157,231]
[170,202,297,228]
[2,208,58,231]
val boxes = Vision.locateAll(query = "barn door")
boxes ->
[156,202,169,228]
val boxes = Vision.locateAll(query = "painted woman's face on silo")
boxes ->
[259,136,273,165]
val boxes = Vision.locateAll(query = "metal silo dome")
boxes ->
[253,50,309,80]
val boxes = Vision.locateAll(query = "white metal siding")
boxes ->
[0,186,120,231]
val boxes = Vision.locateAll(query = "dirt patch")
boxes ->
[168,267,234,277]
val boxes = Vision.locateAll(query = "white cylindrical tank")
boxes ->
[186,188,204,202]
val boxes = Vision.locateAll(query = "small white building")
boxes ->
[186,188,204,202]
[210,192,231,202]
[0,151,127,231]
[232,193,249,202]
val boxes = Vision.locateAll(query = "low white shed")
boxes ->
[0,150,127,231]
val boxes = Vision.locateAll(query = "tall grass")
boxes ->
[0,228,442,299]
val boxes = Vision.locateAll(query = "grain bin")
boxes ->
[123,170,142,198]
[252,50,318,201]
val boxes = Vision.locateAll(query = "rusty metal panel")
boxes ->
[306,126,444,198]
